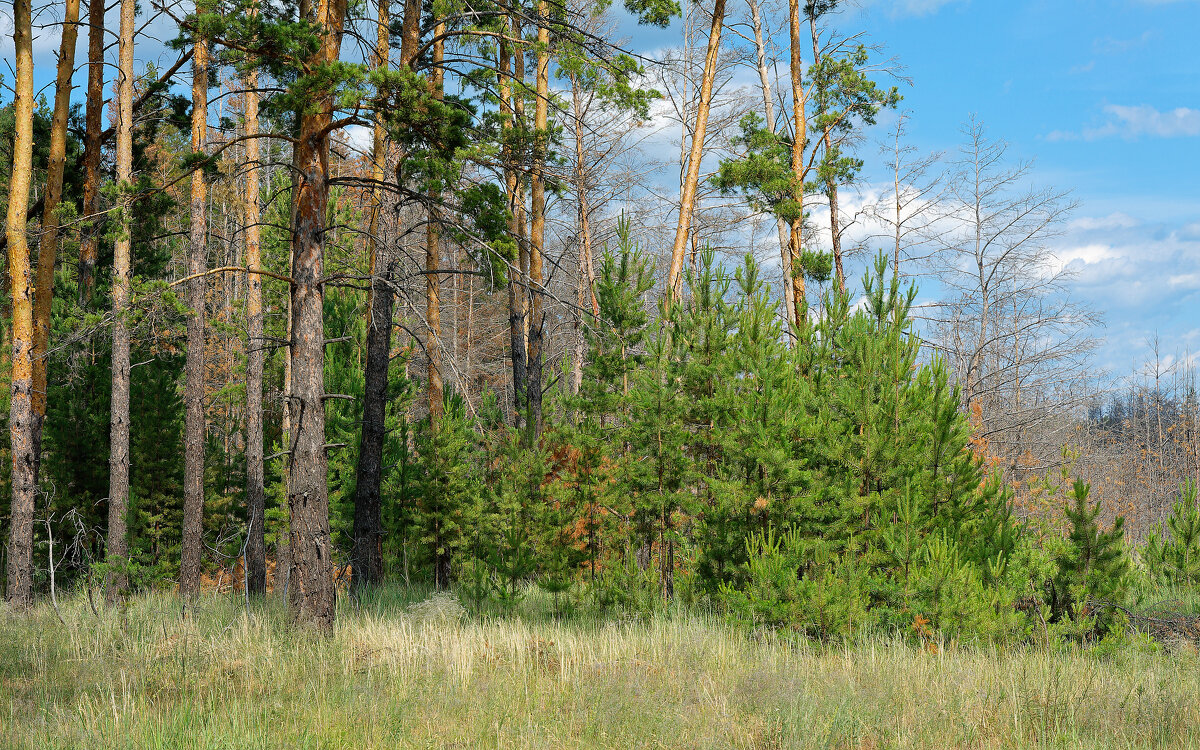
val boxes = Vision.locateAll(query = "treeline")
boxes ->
[0,0,1193,640]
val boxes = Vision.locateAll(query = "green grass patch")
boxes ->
[3,585,1199,749]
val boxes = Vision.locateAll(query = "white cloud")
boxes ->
[340,125,373,154]
[1067,213,1139,231]
[1085,104,1200,140]
[1047,104,1200,142]
[1093,31,1154,55]
[1056,243,1119,268]
[1168,272,1200,289]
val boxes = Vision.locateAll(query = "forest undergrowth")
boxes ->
[4,584,1200,750]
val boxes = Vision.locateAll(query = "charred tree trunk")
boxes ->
[350,0,393,593]
[499,31,527,427]
[5,0,36,608]
[351,247,393,592]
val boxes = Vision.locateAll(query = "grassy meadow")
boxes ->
[2,586,1199,749]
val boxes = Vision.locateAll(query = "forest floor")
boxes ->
[2,585,1199,749]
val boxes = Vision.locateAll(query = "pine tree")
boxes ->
[1144,480,1200,586]
[1052,479,1130,621]
[575,218,654,425]
[416,390,483,588]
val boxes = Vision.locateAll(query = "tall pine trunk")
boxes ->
[180,34,210,599]
[243,57,267,596]
[287,0,348,630]
[569,74,599,398]
[106,0,137,603]
[5,0,36,607]
[667,0,726,303]
[747,0,795,334]
[787,0,807,325]
[810,14,844,292]
[32,0,81,477]
[77,0,105,305]
[350,0,397,593]
[499,32,527,427]
[527,0,550,438]
[425,21,445,420]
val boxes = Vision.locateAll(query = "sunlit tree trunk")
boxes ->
[747,0,795,334]
[667,0,726,303]
[287,0,348,631]
[106,0,137,603]
[527,0,550,437]
[787,0,807,324]
[5,0,36,607]
[422,17,441,417]
[77,0,105,305]
[810,13,844,292]
[31,0,81,478]
[180,33,210,600]
[243,54,266,596]
[426,19,445,420]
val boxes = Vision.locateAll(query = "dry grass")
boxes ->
[2,587,1198,749]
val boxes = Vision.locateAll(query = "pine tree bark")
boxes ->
[31,0,82,478]
[63,20,193,303]
[747,0,795,334]
[425,21,446,421]
[350,0,398,593]
[569,73,599,398]
[5,0,36,608]
[526,0,550,437]
[666,0,726,303]
[287,0,348,630]
[787,0,807,325]
[243,60,267,596]
[180,35,210,599]
[106,0,137,603]
[77,0,105,305]
[810,14,844,292]
[499,30,527,427]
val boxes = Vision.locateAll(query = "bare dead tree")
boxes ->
[866,111,944,279]
[923,118,1100,477]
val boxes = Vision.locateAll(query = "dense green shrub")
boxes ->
[1144,480,1200,586]
[1048,480,1131,633]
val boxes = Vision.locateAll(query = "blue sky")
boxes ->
[618,0,1200,377]
[5,0,1197,376]
[843,0,1200,376]
[856,0,1200,377]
